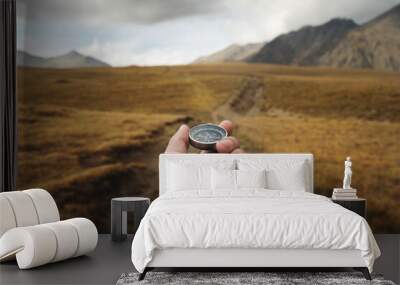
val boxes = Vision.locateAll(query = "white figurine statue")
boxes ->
[343,157,352,189]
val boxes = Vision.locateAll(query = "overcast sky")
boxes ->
[17,0,400,66]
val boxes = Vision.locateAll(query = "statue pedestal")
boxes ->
[333,188,357,192]
[332,188,358,199]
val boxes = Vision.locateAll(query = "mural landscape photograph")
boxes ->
[16,0,400,233]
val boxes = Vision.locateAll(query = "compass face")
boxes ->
[189,124,227,150]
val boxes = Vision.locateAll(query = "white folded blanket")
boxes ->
[131,190,380,273]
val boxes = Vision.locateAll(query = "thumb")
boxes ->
[165,124,190,153]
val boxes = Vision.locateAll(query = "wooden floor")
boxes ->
[0,234,398,285]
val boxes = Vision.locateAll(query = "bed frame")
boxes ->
[139,154,371,280]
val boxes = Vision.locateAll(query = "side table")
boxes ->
[111,197,150,242]
[331,198,366,218]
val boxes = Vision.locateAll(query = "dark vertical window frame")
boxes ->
[0,0,17,192]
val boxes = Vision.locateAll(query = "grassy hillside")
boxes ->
[17,63,400,232]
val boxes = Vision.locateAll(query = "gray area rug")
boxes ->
[116,272,396,285]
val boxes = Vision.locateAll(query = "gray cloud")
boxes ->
[16,0,400,65]
[17,0,222,24]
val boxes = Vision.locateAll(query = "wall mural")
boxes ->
[16,0,400,233]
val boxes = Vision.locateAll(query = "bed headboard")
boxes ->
[159,153,314,195]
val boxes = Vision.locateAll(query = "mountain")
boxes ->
[319,4,400,72]
[17,51,47,67]
[197,4,400,72]
[249,18,358,65]
[17,50,111,68]
[193,42,265,64]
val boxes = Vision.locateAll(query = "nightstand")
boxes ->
[111,197,150,242]
[331,198,366,218]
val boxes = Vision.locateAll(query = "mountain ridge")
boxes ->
[318,4,400,71]
[17,50,111,68]
[249,18,358,65]
[195,3,400,72]
[193,42,265,64]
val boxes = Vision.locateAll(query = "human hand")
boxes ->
[165,120,244,154]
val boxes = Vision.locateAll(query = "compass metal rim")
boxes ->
[188,123,227,150]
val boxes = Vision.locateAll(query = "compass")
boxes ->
[189,123,227,151]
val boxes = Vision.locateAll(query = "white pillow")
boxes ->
[167,160,235,192]
[168,163,209,191]
[238,159,308,191]
[211,168,236,190]
[211,169,267,191]
[236,169,267,189]
[266,167,307,191]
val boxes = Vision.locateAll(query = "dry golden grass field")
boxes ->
[17,63,400,233]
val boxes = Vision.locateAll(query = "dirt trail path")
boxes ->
[50,116,191,232]
[67,116,191,198]
[126,117,191,171]
[212,76,264,122]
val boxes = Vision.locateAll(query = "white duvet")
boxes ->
[131,190,380,273]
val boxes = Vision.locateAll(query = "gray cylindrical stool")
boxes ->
[111,197,150,242]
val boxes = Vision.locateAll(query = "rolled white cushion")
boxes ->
[0,188,97,269]
[23,189,60,223]
[0,218,97,269]
[0,191,39,227]
[64,218,98,257]
[0,195,17,237]
[0,226,57,269]
[42,221,79,262]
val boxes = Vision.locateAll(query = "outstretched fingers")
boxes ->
[219,120,234,136]
[215,136,240,153]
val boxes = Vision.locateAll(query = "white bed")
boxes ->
[131,154,380,280]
